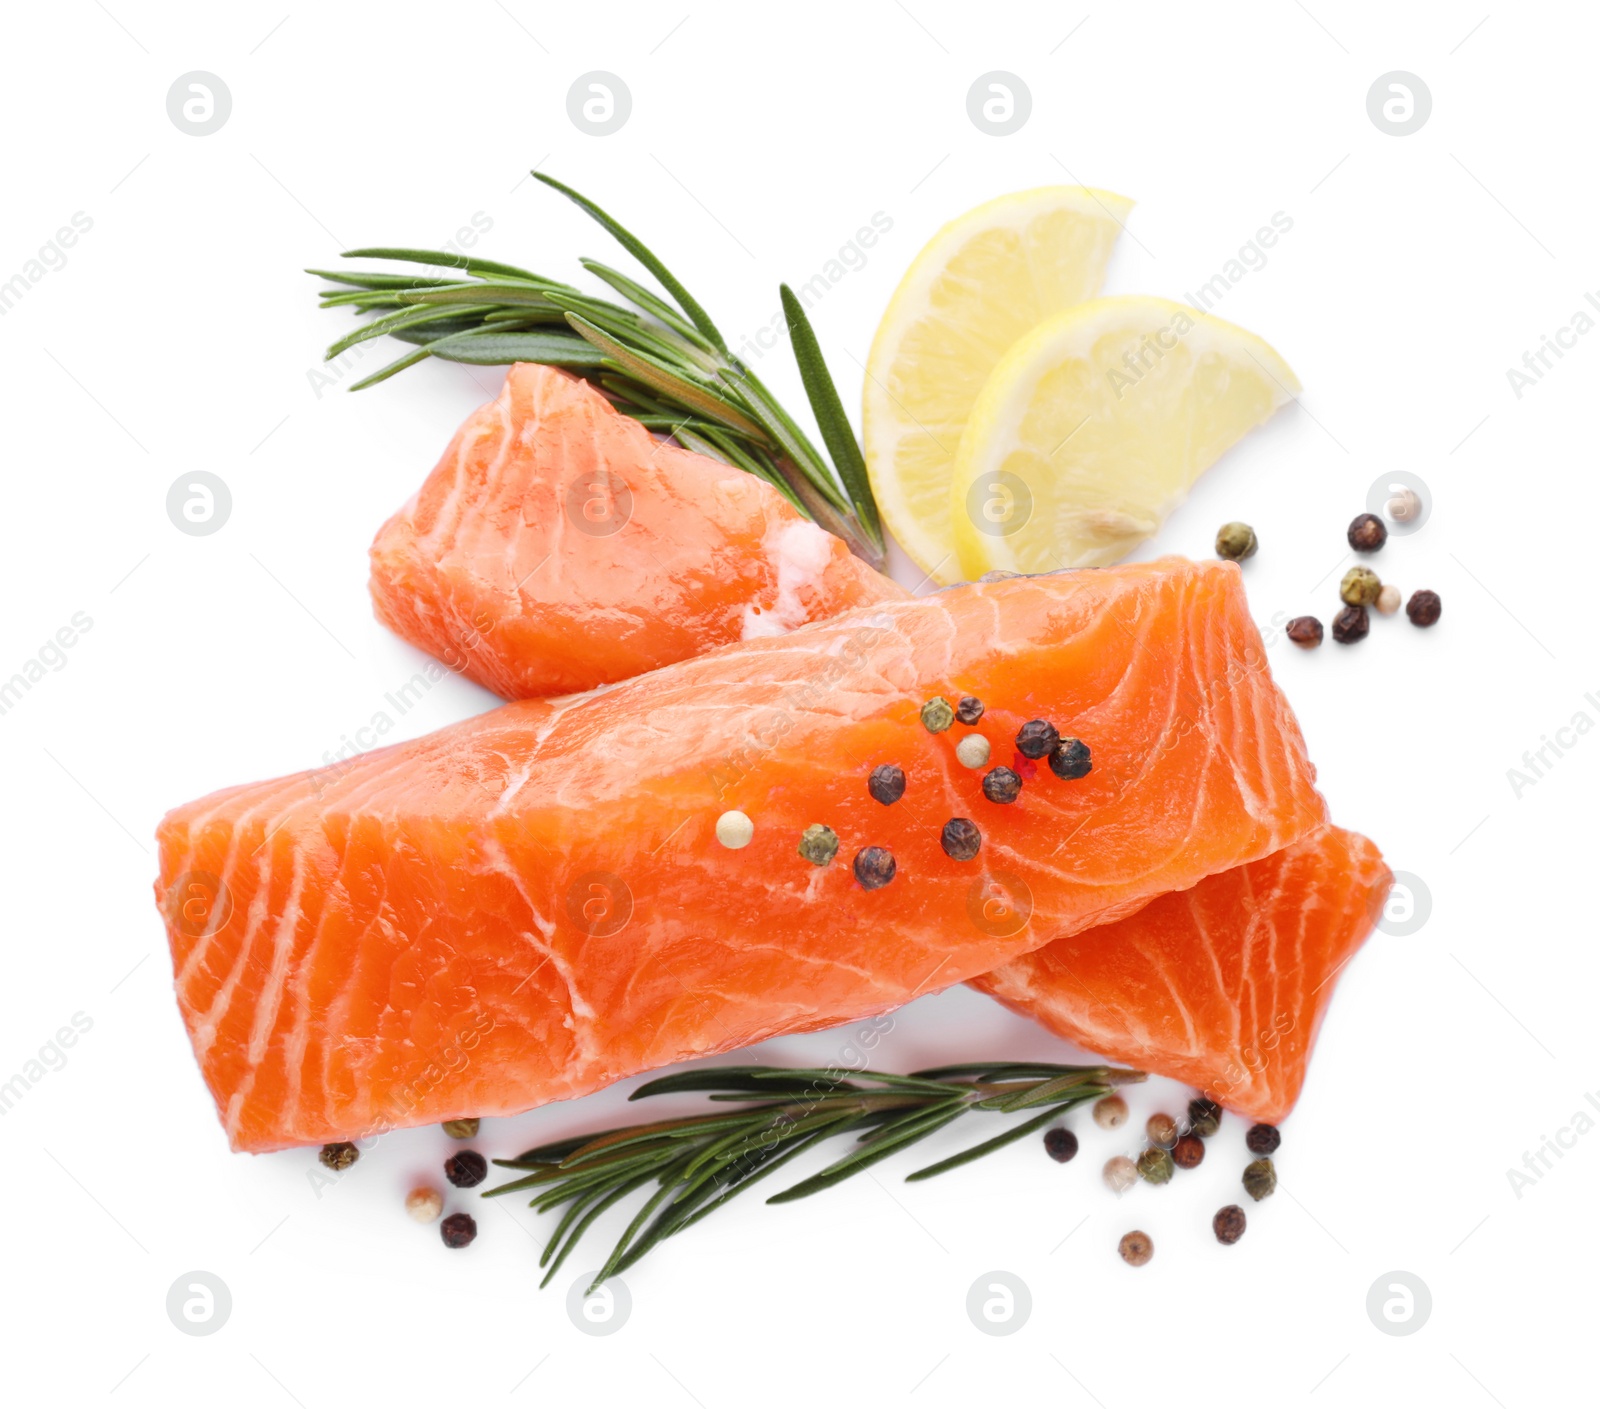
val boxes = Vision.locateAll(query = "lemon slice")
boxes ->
[949,296,1299,578]
[863,186,1134,584]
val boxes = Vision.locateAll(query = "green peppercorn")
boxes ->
[1340,565,1382,606]
[319,1142,359,1172]
[1215,522,1258,561]
[1187,1097,1222,1138]
[920,696,956,733]
[441,1118,479,1140]
[1136,1147,1175,1185]
[798,824,840,866]
[1242,1157,1277,1201]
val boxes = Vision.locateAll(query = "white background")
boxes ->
[2,1,1595,1404]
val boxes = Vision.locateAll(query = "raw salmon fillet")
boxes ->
[155,558,1324,1151]
[368,363,903,698]
[971,826,1390,1122]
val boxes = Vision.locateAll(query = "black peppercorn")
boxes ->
[955,696,985,725]
[1286,616,1323,649]
[440,1212,478,1248]
[1347,513,1388,552]
[867,764,906,805]
[1015,719,1060,760]
[319,1142,359,1172]
[981,766,1022,804]
[1331,604,1369,644]
[1243,1157,1277,1201]
[444,1150,489,1188]
[853,846,896,890]
[1187,1096,1222,1138]
[1044,1127,1078,1163]
[940,818,982,862]
[1048,737,1092,779]
[1406,589,1442,627]
[1213,1204,1247,1245]
[1245,1122,1280,1155]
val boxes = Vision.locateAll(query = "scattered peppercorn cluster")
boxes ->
[719,694,1096,892]
[1040,1091,1284,1266]
[321,1118,490,1250]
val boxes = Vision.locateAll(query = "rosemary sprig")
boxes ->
[483,1061,1144,1291]
[308,172,885,568]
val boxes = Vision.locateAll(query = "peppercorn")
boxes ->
[1187,1096,1222,1138]
[1375,583,1401,615]
[866,767,908,810]
[1015,720,1060,760]
[1215,522,1258,561]
[440,1212,477,1249]
[1093,1094,1129,1130]
[1048,736,1092,780]
[1406,589,1442,627]
[1286,615,1323,649]
[1118,1230,1155,1266]
[1172,1135,1206,1169]
[798,824,840,866]
[1245,1122,1280,1155]
[853,846,896,890]
[940,817,982,862]
[955,696,985,725]
[1331,604,1369,644]
[1044,1127,1079,1163]
[981,766,1022,804]
[716,810,754,848]
[955,734,991,769]
[319,1142,359,1172]
[1347,513,1388,552]
[1212,1204,1247,1245]
[1386,487,1422,522]
[920,696,955,733]
[1103,1155,1138,1193]
[1242,1157,1277,1201]
[1146,1113,1178,1149]
[1137,1147,1175,1185]
[441,1118,480,1140]
[1340,565,1382,606]
[406,1187,444,1223]
[444,1150,489,1188]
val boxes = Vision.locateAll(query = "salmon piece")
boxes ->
[368,363,904,698]
[970,826,1390,1122]
[155,558,1324,1151]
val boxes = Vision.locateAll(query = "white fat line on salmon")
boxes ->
[307,1009,498,1197]
[0,212,93,317]
[0,611,95,719]
[306,211,494,399]
[1506,697,1600,798]
[1505,1091,1600,1198]
[705,622,894,799]
[729,212,895,365]
[0,1013,93,1116]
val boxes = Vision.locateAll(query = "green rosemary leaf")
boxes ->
[542,1169,664,1288]
[590,1148,705,1288]
[565,314,767,438]
[422,329,611,368]
[306,268,457,291]
[325,303,498,360]
[347,345,432,391]
[390,282,559,309]
[904,1106,1065,1183]
[535,172,729,355]
[631,1065,847,1099]
[341,247,553,285]
[767,1102,966,1204]
[779,284,882,549]
[982,1073,1110,1113]
[580,257,714,350]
